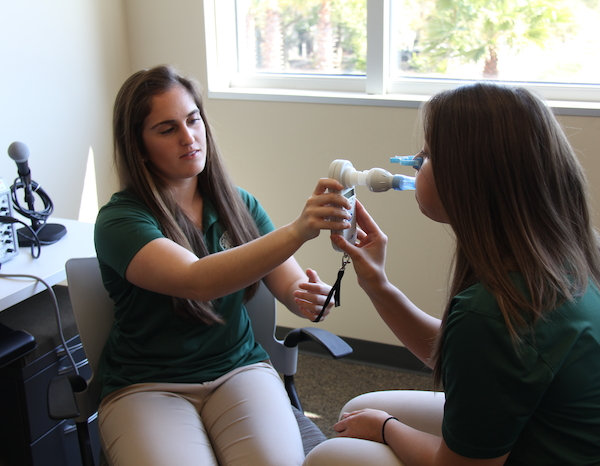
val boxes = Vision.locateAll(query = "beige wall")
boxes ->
[123,0,600,345]
[206,99,456,344]
[3,0,598,346]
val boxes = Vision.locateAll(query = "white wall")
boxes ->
[0,0,128,220]
[4,0,598,346]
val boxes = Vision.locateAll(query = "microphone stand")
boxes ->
[11,176,67,248]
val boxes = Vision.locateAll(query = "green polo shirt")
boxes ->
[94,188,273,400]
[441,277,600,464]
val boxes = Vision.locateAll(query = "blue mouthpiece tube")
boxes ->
[392,175,416,191]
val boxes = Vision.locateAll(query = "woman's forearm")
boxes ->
[364,280,441,367]
[128,223,307,301]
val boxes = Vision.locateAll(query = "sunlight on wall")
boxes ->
[78,146,99,223]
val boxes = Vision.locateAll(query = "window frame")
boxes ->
[203,0,600,116]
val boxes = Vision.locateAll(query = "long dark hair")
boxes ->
[112,65,261,324]
[427,83,600,384]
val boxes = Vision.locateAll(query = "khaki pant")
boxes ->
[99,362,304,466]
[303,390,445,466]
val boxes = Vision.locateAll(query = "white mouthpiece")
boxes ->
[329,159,395,191]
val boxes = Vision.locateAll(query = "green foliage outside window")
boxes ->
[410,0,575,77]
[247,0,366,73]
[241,0,597,82]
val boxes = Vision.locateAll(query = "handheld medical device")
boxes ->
[315,157,418,321]
[328,159,415,251]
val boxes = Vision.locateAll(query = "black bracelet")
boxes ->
[381,416,399,445]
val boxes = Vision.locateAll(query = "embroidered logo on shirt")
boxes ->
[219,231,233,250]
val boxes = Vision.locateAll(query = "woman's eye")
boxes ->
[159,127,174,135]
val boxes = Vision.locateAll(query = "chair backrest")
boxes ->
[65,257,298,393]
[65,258,114,375]
[64,257,114,418]
[245,281,298,376]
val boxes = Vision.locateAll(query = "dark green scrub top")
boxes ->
[94,188,273,400]
[442,278,600,464]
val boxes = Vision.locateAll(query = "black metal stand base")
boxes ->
[17,223,67,247]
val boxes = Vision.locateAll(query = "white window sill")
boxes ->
[207,87,600,117]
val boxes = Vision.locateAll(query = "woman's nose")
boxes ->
[180,127,194,145]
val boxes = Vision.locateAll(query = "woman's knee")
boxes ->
[340,390,445,436]
[340,390,406,417]
[99,389,217,466]
[303,437,404,466]
[205,364,304,465]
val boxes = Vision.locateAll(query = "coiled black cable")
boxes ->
[10,178,54,223]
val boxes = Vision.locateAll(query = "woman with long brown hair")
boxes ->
[305,83,600,465]
[95,65,350,465]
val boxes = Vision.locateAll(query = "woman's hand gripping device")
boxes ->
[328,159,416,252]
[314,159,416,322]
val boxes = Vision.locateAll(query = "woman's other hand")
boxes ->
[293,268,334,321]
[334,408,392,443]
[330,200,388,294]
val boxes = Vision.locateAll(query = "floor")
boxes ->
[294,351,435,438]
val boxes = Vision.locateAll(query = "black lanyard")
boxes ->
[314,252,350,322]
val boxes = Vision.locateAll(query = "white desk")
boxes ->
[0,218,95,311]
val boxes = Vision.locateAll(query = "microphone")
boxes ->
[8,141,34,210]
[8,141,31,182]
[6,141,67,248]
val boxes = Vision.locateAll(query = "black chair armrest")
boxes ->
[48,374,98,466]
[48,374,87,420]
[283,327,353,358]
[282,327,353,412]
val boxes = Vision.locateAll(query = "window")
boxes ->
[204,0,600,111]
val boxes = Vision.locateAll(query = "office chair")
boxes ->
[48,257,352,466]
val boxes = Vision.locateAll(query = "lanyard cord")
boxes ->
[314,253,350,322]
